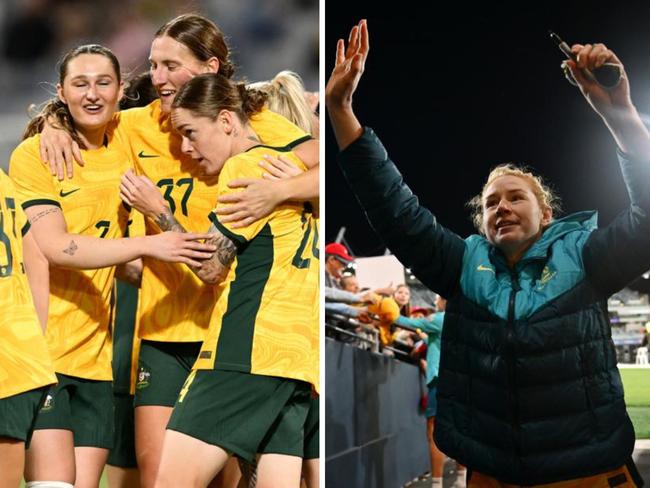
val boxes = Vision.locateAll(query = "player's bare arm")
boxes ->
[25,204,215,269]
[22,229,50,332]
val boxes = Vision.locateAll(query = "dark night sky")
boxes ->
[325,1,650,292]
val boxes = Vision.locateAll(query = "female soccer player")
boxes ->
[10,44,214,488]
[121,73,319,488]
[213,71,320,231]
[327,19,649,487]
[0,168,56,488]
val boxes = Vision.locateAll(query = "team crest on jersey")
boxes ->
[136,367,151,390]
[41,394,54,412]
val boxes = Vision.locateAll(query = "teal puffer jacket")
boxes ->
[339,127,650,485]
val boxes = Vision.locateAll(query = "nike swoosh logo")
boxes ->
[476,264,495,273]
[59,188,81,197]
[138,150,159,158]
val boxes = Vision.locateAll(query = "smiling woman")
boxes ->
[327,19,650,486]
[23,45,123,151]
[56,54,123,147]
[148,16,229,113]
[8,44,215,488]
[467,165,559,268]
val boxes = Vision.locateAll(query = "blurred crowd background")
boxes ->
[0,0,319,169]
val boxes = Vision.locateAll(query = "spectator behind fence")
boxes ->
[393,283,411,316]
[324,242,376,318]
[325,242,353,289]
[340,274,359,293]
[366,295,400,348]
[392,305,430,362]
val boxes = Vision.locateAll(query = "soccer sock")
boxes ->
[432,477,443,487]
[452,469,468,488]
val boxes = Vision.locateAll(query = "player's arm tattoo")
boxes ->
[155,207,237,285]
[197,227,237,284]
[29,207,62,225]
[62,240,78,256]
[155,207,185,233]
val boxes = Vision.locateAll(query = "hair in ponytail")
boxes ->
[172,73,267,122]
[23,98,80,144]
[248,71,313,134]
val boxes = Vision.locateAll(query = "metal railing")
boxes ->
[324,313,413,360]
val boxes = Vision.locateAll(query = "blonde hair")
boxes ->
[467,163,562,234]
[248,71,314,134]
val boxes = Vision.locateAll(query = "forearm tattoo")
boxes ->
[63,239,78,256]
[29,207,61,225]
[156,207,185,233]
[197,230,237,284]
[214,233,238,267]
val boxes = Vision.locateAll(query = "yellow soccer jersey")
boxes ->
[194,146,319,392]
[0,170,56,399]
[9,131,133,381]
[113,100,312,343]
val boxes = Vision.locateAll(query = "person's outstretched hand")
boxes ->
[325,19,369,112]
[564,43,650,157]
[563,43,632,121]
[326,19,369,150]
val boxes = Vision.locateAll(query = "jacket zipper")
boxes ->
[507,271,521,473]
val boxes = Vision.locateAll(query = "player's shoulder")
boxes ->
[222,148,266,176]
[249,108,310,145]
[226,145,306,177]
[116,99,161,126]
[9,135,45,178]
[11,134,41,158]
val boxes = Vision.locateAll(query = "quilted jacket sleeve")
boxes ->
[338,128,466,299]
[583,150,650,296]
